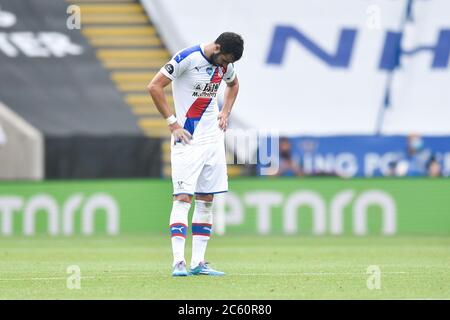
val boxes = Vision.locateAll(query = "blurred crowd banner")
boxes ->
[0,178,449,236]
[143,0,450,136]
[257,135,450,177]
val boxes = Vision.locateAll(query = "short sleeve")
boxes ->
[223,63,236,83]
[160,52,191,81]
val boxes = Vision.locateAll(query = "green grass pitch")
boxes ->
[0,235,449,299]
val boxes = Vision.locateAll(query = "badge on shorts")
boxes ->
[165,63,174,74]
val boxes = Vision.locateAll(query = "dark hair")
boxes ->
[215,32,244,61]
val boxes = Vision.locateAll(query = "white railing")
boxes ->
[0,102,44,180]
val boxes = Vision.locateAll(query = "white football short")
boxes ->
[171,141,228,196]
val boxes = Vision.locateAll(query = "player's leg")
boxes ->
[190,193,214,271]
[170,143,205,276]
[169,194,191,276]
[190,142,228,276]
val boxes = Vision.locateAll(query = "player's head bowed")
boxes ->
[211,32,244,67]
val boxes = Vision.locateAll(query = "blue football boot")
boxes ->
[189,261,225,276]
[172,261,189,277]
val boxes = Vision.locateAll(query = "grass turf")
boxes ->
[0,235,449,299]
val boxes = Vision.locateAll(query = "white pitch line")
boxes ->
[0,271,410,281]
[0,274,149,281]
[0,276,95,281]
[232,272,409,276]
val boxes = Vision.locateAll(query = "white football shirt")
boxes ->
[160,43,236,144]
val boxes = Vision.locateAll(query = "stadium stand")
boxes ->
[0,0,161,179]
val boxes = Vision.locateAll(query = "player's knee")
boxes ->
[195,194,214,202]
[173,194,193,203]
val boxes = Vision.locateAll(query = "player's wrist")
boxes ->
[166,115,177,126]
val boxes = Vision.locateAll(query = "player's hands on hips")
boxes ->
[218,111,229,131]
[169,122,192,145]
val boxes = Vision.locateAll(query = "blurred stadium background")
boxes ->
[0,0,449,299]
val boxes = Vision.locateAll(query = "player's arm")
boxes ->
[147,72,173,118]
[147,70,192,144]
[218,75,239,131]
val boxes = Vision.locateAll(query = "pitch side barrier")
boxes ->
[0,178,448,236]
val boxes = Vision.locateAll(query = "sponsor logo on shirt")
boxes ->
[192,82,220,98]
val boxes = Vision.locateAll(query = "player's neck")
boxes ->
[203,42,216,62]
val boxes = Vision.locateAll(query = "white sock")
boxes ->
[169,200,191,267]
[191,200,213,268]
[171,237,185,267]
[191,236,209,268]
